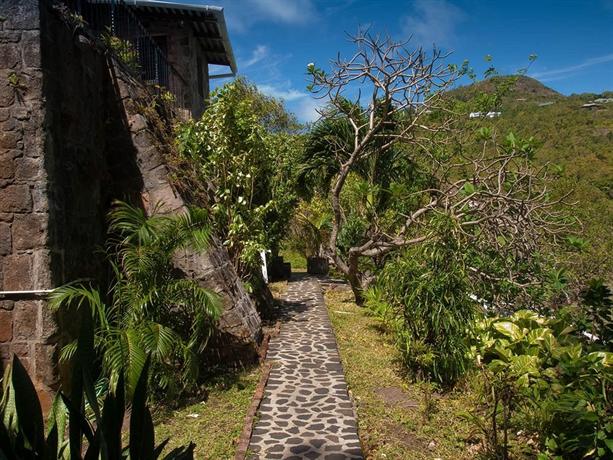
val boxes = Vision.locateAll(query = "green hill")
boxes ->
[453,76,613,290]
[451,75,563,102]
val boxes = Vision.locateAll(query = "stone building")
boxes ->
[73,0,238,119]
[0,0,260,410]
[128,0,237,118]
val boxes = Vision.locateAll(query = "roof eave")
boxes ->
[123,0,237,75]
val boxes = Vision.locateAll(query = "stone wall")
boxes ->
[0,0,57,411]
[0,0,261,406]
[112,69,262,360]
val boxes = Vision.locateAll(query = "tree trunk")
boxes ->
[345,270,365,305]
[347,255,366,306]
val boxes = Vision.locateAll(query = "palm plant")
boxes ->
[49,201,221,397]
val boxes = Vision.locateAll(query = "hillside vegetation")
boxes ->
[454,76,613,289]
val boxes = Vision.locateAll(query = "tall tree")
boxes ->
[306,31,569,304]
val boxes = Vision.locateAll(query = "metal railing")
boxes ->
[53,0,188,111]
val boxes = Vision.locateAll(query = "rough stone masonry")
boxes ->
[0,0,262,409]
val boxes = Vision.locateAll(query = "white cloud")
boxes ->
[531,53,613,82]
[219,0,316,33]
[243,45,270,68]
[255,82,324,122]
[257,84,306,101]
[251,0,316,24]
[402,0,467,47]
[294,97,324,123]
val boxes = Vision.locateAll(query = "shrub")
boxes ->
[367,218,478,385]
[174,78,301,277]
[50,201,221,399]
[471,310,613,459]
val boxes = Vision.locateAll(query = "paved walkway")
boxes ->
[247,276,363,459]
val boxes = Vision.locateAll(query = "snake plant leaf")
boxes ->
[129,356,155,460]
[11,355,45,456]
[99,373,125,459]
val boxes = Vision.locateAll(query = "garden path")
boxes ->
[247,276,363,459]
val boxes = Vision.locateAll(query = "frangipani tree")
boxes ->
[306,31,570,304]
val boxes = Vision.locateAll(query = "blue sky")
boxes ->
[173,0,613,122]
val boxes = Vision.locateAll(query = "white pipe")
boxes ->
[0,289,55,298]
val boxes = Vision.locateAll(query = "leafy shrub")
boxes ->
[367,218,478,385]
[175,78,301,277]
[579,279,613,347]
[101,30,141,75]
[287,197,332,259]
[471,310,613,459]
[50,201,221,399]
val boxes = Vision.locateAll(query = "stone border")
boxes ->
[234,361,273,460]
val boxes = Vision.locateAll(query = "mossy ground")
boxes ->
[153,366,262,459]
[325,287,480,459]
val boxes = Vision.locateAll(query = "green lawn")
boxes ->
[279,248,307,271]
[325,287,479,459]
[153,367,261,459]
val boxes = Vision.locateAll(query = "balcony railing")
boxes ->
[52,0,188,111]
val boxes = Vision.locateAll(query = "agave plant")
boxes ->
[49,201,221,397]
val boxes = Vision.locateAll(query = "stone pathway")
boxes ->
[247,276,363,459]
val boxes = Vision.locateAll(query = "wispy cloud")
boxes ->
[402,0,467,47]
[251,0,316,24]
[256,82,323,122]
[243,45,270,68]
[220,0,316,33]
[294,97,324,123]
[531,53,613,82]
[257,83,306,101]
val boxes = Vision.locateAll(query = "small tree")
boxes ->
[175,78,301,277]
[306,31,569,304]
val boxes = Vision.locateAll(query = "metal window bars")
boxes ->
[52,0,188,113]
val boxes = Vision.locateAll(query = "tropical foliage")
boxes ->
[50,201,221,398]
[1,347,195,458]
[366,217,477,385]
[175,78,302,277]
[471,310,612,459]
[301,33,569,306]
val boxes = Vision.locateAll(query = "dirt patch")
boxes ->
[363,420,426,454]
[375,386,420,410]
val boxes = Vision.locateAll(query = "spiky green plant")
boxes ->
[50,201,221,398]
[367,216,478,385]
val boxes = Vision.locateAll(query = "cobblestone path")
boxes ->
[247,276,363,459]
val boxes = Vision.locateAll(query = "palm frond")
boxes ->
[108,200,170,246]
[48,284,109,330]
[59,340,78,363]
[104,328,146,395]
[140,322,182,360]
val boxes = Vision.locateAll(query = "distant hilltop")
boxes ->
[449,75,563,102]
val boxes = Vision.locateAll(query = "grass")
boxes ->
[153,280,288,458]
[325,287,480,459]
[153,366,262,459]
[279,248,307,271]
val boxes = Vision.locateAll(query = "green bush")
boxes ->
[50,201,221,399]
[367,219,478,385]
[175,78,301,277]
[471,310,613,459]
